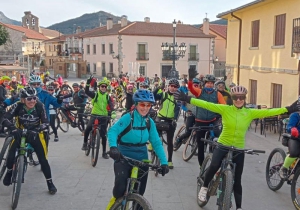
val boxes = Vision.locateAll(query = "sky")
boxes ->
[1,0,254,27]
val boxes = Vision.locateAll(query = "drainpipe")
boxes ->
[231,12,242,85]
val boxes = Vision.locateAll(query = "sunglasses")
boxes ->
[138,103,152,108]
[25,96,37,101]
[232,95,246,101]
[31,83,41,86]
[100,85,107,88]
[169,85,178,88]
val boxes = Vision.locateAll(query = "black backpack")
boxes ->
[117,111,151,144]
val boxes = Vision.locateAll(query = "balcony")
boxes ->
[162,54,172,60]
[188,53,199,61]
[136,52,149,60]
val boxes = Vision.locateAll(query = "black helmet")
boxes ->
[168,79,180,88]
[20,87,37,98]
[72,83,79,87]
[203,74,216,83]
[215,80,225,87]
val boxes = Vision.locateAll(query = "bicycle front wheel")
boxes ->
[12,155,25,210]
[291,168,300,209]
[265,148,286,191]
[58,112,69,133]
[197,153,212,207]
[91,129,101,167]
[0,136,12,167]
[218,170,233,210]
[182,130,197,162]
[173,125,186,151]
[111,193,153,210]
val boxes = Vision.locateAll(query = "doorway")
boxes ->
[161,65,172,78]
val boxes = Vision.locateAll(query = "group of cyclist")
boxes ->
[1,67,300,210]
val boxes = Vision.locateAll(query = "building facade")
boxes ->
[218,0,300,107]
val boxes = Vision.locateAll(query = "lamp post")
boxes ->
[111,51,121,76]
[31,46,42,70]
[161,19,187,79]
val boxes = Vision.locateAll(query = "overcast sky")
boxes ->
[1,0,254,27]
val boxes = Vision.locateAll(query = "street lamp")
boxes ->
[111,51,119,59]
[31,46,42,70]
[161,19,187,79]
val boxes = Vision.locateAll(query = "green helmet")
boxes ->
[1,76,11,81]
[98,80,110,86]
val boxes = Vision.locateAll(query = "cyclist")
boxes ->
[215,80,233,105]
[124,84,134,112]
[106,89,169,209]
[61,80,72,93]
[1,87,57,194]
[174,83,300,210]
[280,112,300,178]
[47,85,59,142]
[153,78,181,169]
[188,72,226,167]
[9,76,18,90]
[153,73,160,84]
[83,77,114,159]
[60,83,87,134]
[80,80,85,89]
[0,76,11,137]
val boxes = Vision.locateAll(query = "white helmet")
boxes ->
[29,75,42,84]
[230,86,247,95]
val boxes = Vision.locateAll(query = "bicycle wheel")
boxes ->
[266,148,286,191]
[182,130,198,162]
[58,112,69,133]
[85,131,92,156]
[218,170,234,210]
[111,193,153,210]
[291,168,300,209]
[197,153,212,207]
[173,125,186,151]
[12,155,25,210]
[91,129,101,167]
[154,155,160,177]
[77,119,85,132]
[0,136,12,167]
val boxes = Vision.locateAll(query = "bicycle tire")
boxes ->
[182,130,198,162]
[291,167,300,209]
[0,151,9,180]
[58,112,69,133]
[77,119,85,132]
[111,193,153,210]
[91,129,101,167]
[218,170,234,210]
[173,125,186,151]
[197,153,212,207]
[11,155,25,210]
[265,148,286,191]
[85,131,92,156]
[154,155,160,177]
[0,136,12,167]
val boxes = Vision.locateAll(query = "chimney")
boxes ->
[203,18,210,35]
[76,26,81,34]
[144,17,150,23]
[24,11,31,15]
[121,15,128,27]
[107,18,113,30]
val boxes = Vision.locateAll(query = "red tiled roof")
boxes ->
[120,22,215,38]
[82,24,123,38]
[41,28,62,38]
[0,23,48,40]
[209,24,227,39]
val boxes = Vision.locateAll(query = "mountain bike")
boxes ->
[266,133,300,209]
[59,107,89,132]
[197,138,265,209]
[85,115,109,167]
[182,125,221,162]
[109,154,163,210]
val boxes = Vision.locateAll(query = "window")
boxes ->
[271,83,282,108]
[109,44,113,54]
[54,45,56,52]
[49,45,51,52]
[102,62,106,76]
[139,66,146,76]
[87,45,90,54]
[109,63,113,73]
[251,20,260,47]
[93,63,97,73]
[65,44,68,50]
[274,14,286,46]
[49,59,52,66]
[189,45,198,61]
[87,63,90,73]
[102,44,105,54]
[32,42,34,49]
[249,79,257,104]
[93,44,96,54]
[38,42,40,48]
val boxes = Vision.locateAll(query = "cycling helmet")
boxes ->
[229,82,236,87]
[56,74,60,78]
[203,74,216,83]
[72,83,79,87]
[192,78,200,84]
[98,80,109,86]
[29,75,42,84]
[45,71,50,75]
[168,79,180,88]
[1,76,11,81]
[47,85,54,90]
[20,87,37,98]
[133,89,155,104]
[140,82,149,87]
[215,80,225,86]
[127,84,133,90]
[230,86,248,95]
[11,76,16,80]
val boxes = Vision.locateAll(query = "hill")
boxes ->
[0,11,21,26]
[46,11,122,34]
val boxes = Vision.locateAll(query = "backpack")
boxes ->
[117,111,151,144]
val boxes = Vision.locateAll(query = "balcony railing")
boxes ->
[162,54,172,60]
[188,53,199,61]
[136,52,149,60]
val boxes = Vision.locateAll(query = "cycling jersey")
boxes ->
[191,98,287,148]
[287,112,300,133]
[37,90,62,119]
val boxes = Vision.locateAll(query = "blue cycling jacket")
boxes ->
[108,110,168,165]
[287,112,300,133]
[37,90,62,119]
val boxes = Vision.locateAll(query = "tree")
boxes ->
[0,25,9,46]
